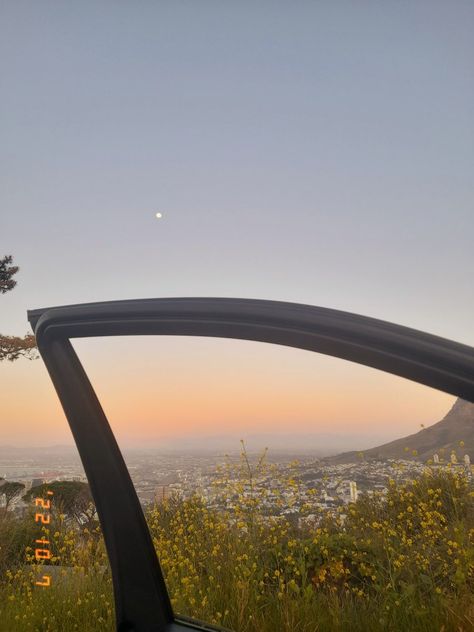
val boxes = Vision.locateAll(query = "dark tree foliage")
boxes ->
[0,255,18,294]
[0,254,38,361]
[24,481,97,529]
[0,481,25,511]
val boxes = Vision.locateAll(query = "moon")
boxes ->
[155,212,163,219]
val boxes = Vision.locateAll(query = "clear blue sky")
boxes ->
[1,2,473,447]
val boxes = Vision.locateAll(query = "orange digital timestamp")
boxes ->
[33,489,53,587]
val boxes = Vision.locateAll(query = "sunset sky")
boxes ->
[1,2,473,451]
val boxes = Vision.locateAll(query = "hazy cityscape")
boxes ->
[2,441,471,525]
[1,402,473,632]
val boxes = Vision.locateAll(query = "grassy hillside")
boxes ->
[0,461,473,631]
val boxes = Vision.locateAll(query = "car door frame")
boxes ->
[28,297,474,632]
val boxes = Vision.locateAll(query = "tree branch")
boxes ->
[0,334,38,362]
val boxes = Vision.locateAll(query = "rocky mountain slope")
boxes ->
[328,398,474,463]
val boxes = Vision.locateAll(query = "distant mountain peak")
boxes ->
[446,397,474,419]
[327,398,474,464]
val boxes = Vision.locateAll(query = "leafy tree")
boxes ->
[1,481,25,511]
[0,255,37,361]
[0,255,18,294]
[0,333,37,362]
[24,481,97,529]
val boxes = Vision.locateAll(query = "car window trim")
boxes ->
[28,297,474,631]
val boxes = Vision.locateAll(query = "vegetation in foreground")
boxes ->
[0,453,473,632]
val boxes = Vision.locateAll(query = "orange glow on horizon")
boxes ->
[0,336,454,448]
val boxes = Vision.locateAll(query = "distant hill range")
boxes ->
[327,398,474,464]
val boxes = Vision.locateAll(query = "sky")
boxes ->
[1,1,473,451]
